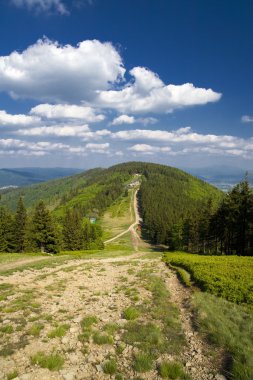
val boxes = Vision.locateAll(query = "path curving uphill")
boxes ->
[104,189,140,248]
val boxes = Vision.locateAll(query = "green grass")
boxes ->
[120,271,185,368]
[31,352,64,371]
[115,374,124,380]
[2,290,41,313]
[158,361,190,379]
[27,323,44,336]
[103,323,119,335]
[7,371,18,380]
[81,315,98,330]
[47,324,70,338]
[93,331,113,345]
[0,325,14,334]
[115,342,126,355]
[0,283,15,301]
[122,306,140,320]
[0,252,42,265]
[123,321,165,354]
[100,188,134,240]
[103,358,118,374]
[193,292,253,380]
[140,272,185,354]
[133,352,153,372]
[78,331,91,343]
[0,243,137,277]
[170,265,191,287]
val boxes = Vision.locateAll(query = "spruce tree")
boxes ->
[62,209,83,250]
[14,197,27,252]
[0,206,14,252]
[30,201,59,254]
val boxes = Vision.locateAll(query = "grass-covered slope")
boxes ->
[0,168,104,211]
[0,166,134,218]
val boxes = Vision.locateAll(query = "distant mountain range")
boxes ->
[0,167,83,189]
[184,166,252,191]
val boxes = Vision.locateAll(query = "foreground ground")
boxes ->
[0,246,226,380]
[0,188,228,380]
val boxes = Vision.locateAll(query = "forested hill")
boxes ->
[0,161,224,253]
[1,162,221,213]
[1,160,221,223]
[0,167,132,214]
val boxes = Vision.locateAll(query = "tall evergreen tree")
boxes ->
[29,201,59,253]
[0,206,14,252]
[14,197,27,252]
[62,209,83,250]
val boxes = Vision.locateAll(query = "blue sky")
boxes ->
[0,0,252,169]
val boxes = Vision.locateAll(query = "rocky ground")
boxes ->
[0,252,226,380]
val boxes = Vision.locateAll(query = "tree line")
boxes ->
[180,178,253,256]
[140,175,253,256]
[0,197,103,254]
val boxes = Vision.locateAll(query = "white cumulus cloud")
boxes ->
[85,142,110,154]
[96,66,221,114]
[111,114,157,126]
[15,123,112,139]
[30,103,104,122]
[0,110,40,126]
[129,144,172,154]
[111,115,135,125]
[0,38,125,103]
[0,39,221,115]
[16,124,90,137]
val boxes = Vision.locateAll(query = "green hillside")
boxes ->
[0,162,222,250]
[1,162,221,214]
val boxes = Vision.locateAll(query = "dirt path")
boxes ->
[104,189,140,247]
[164,268,225,380]
[0,256,50,272]
[0,251,225,380]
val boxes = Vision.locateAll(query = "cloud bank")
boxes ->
[0,39,221,113]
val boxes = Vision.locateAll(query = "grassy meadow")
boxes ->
[164,252,253,380]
